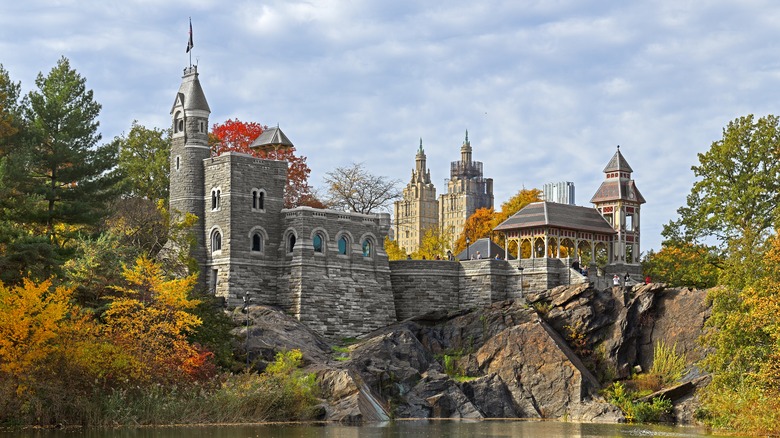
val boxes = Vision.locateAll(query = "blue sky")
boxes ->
[2,0,779,253]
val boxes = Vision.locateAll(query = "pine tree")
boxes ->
[20,57,119,244]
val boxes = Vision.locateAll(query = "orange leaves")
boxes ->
[0,255,214,399]
[453,208,496,254]
[102,256,207,384]
[0,279,73,381]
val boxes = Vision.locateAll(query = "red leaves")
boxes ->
[210,118,319,208]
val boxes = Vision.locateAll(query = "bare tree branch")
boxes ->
[323,162,401,214]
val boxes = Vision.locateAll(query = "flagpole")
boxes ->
[187,17,194,67]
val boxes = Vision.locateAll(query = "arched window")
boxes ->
[288,234,296,253]
[251,233,262,252]
[251,189,265,211]
[338,236,349,255]
[211,189,221,210]
[313,234,323,253]
[362,238,372,257]
[212,230,222,252]
[174,111,183,133]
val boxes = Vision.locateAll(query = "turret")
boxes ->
[169,65,211,277]
[591,146,645,264]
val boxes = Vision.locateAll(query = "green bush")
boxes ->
[603,381,672,423]
[650,340,686,386]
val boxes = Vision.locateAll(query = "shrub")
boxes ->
[650,340,686,386]
[603,381,672,423]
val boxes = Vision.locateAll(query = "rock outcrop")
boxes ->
[233,282,710,424]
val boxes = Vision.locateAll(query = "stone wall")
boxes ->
[281,208,397,339]
[390,260,461,320]
[203,152,288,307]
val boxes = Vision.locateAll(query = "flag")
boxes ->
[186,19,194,53]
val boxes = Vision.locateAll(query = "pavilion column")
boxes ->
[544,235,549,259]
[505,235,509,260]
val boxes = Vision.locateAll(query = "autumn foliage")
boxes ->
[0,257,216,424]
[642,243,721,289]
[210,118,323,208]
[453,188,542,255]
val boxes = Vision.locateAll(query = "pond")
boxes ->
[2,420,737,438]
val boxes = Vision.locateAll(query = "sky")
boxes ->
[2,0,779,253]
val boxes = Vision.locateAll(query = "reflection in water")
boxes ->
[4,420,729,438]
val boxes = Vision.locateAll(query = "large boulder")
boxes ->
[232,305,332,368]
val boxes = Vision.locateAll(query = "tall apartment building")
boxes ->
[439,131,494,250]
[393,140,439,253]
[393,131,493,254]
[543,181,576,205]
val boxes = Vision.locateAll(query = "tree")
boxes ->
[20,57,119,244]
[453,208,496,254]
[116,121,170,201]
[103,256,211,384]
[384,236,407,260]
[0,278,74,393]
[210,118,320,208]
[665,114,780,263]
[413,226,451,260]
[323,162,401,214]
[700,230,780,435]
[641,243,721,288]
[494,188,543,225]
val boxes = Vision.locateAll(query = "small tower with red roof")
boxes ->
[590,146,645,264]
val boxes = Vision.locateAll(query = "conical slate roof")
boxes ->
[171,66,210,113]
[249,126,294,152]
[603,147,633,173]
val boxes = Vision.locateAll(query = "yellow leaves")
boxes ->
[101,255,206,384]
[384,236,406,261]
[113,256,199,310]
[0,278,73,379]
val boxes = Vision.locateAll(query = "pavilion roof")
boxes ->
[494,201,616,235]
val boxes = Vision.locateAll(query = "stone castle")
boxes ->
[169,65,645,339]
[393,134,493,254]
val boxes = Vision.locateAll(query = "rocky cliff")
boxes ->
[232,282,710,423]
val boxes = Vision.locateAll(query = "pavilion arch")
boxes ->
[547,237,559,258]
[519,239,532,259]
[533,237,545,258]
[577,241,593,265]
[560,238,575,259]
[595,242,608,266]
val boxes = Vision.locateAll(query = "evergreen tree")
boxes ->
[0,64,57,284]
[20,57,119,245]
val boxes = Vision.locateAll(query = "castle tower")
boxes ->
[169,65,211,278]
[439,130,494,250]
[590,146,645,264]
[393,139,439,254]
